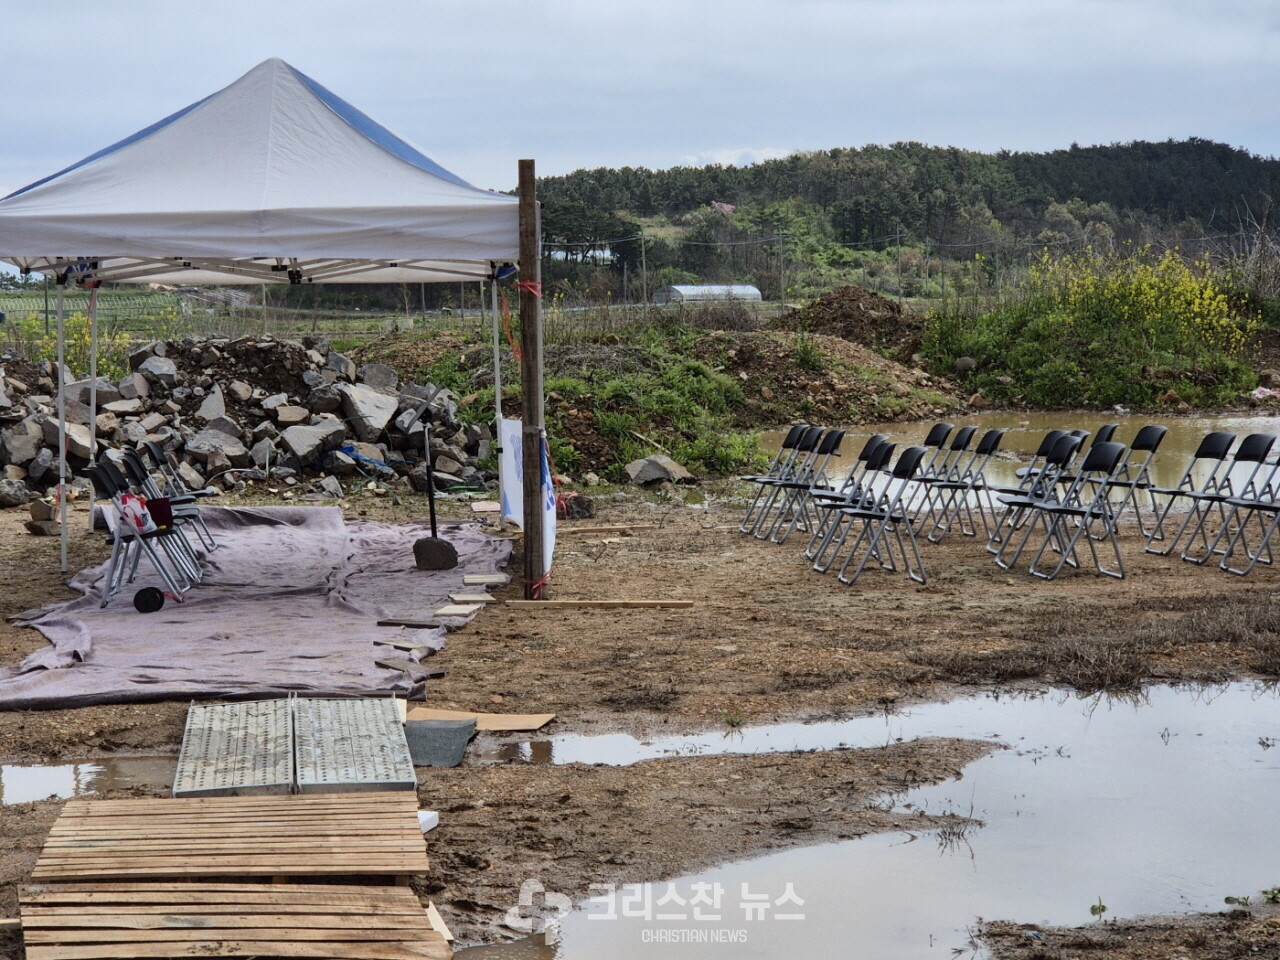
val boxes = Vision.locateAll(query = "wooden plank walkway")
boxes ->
[20,881,450,960]
[32,793,428,881]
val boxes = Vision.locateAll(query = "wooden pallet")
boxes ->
[32,793,429,882]
[20,881,450,960]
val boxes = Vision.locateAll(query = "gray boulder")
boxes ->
[325,351,356,381]
[40,418,94,459]
[338,383,397,442]
[358,362,399,391]
[196,385,226,421]
[281,420,345,463]
[138,355,178,385]
[625,454,694,485]
[117,372,150,399]
[307,383,343,414]
[185,429,249,467]
[0,478,32,507]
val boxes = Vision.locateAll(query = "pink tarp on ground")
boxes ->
[0,506,509,710]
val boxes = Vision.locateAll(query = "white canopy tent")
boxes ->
[0,58,545,586]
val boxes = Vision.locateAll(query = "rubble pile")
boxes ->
[0,335,495,507]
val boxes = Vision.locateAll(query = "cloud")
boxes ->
[677,147,795,169]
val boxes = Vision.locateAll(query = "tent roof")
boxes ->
[0,58,520,285]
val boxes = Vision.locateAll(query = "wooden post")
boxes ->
[518,159,546,599]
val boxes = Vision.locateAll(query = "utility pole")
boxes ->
[896,224,904,305]
[639,229,649,320]
[43,275,50,335]
[518,160,546,600]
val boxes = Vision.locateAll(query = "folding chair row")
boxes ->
[742,426,847,539]
[85,454,210,608]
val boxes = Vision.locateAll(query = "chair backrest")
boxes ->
[892,445,928,480]
[795,426,825,452]
[816,429,845,456]
[1034,430,1068,457]
[1079,440,1126,475]
[778,424,809,450]
[949,425,978,451]
[868,441,896,472]
[83,466,118,501]
[1046,434,1084,466]
[975,428,1006,456]
[1129,424,1168,453]
[1234,433,1276,463]
[96,456,133,495]
[140,440,168,468]
[922,422,954,448]
[1068,428,1090,440]
[1092,423,1120,446]
[119,448,152,485]
[1194,431,1236,460]
[856,434,889,464]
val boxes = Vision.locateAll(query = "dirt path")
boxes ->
[1,487,1276,953]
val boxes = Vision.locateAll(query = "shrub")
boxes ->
[922,249,1257,407]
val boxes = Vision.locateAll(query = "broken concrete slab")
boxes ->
[338,383,397,442]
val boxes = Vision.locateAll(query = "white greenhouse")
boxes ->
[652,284,763,304]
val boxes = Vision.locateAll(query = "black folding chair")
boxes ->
[754,429,846,540]
[806,440,896,567]
[1097,424,1167,537]
[1168,433,1276,565]
[1022,440,1129,580]
[739,424,810,532]
[905,425,978,520]
[924,427,1007,542]
[991,433,1085,570]
[1143,431,1237,554]
[826,446,930,585]
[777,433,887,546]
[740,425,824,535]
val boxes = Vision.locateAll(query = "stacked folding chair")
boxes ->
[1158,433,1277,564]
[1143,431,1237,555]
[806,440,897,568]
[120,447,218,551]
[1016,440,1130,579]
[984,430,1081,555]
[1094,424,1167,538]
[1214,475,1280,576]
[990,433,1086,569]
[822,445,930,585]
[922,427,1007,542]
[749,428,845,540]
[905,424,978,527]
[772,433,887,545]
[739,424,818,533]
[85,460,206,608]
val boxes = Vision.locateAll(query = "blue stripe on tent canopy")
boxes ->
[2,94,215,201]
[285,62,474,190]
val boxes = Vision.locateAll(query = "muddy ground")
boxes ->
[1,486,1278,956]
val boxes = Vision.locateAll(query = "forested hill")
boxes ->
[537,139,1280,247]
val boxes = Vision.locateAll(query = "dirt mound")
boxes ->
[773,286,923,357]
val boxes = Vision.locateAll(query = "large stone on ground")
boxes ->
[625,454,693,485]
[185,429,249,467]
[2,433,42,465]
[338,383,397,442]
[0,478,32,507]
[63,377,121,406]
[227,379,253,403]
[325,351,356,381]
[128,342,162,371]
[358,362,399,391]
[317,475,344,499]
[249,437,275,469]
[274,404,309,426]
[281,420,345,463]
[205,415,242,438]
[117,372,150,399]
[261,393,289,411]
[140,412,168,432]
[26,448,54,482]
[177,462,206,490]
[40,418,93,459]
[413,537,458,571]
[307,383,343,414]
[137,355,178,385]
[196,385,226,421]
[103,398,145,415]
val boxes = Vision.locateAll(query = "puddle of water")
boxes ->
[763,412,1280,495]
[0,757,175,804]
[461,684,1280,959]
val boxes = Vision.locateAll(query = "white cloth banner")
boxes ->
[499,418,556,572]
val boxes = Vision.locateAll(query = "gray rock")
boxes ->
[227,379,253,403]
[307,384,343,414]
[249,437,275,469]
[185,429,250,467]
[128,342,160,371]
[26,448,54,482]
[433,454,464,475]
[325,352,356,381]
[121,421,148,443]
[63,377,121,406]
[358,363,399,391]
[177,462,206,490]
[328,451,357,476]
[625,454,693,485]
[196,385,226,421]
[274,404,309,426]
[204,415,242,438]
[251,420,279,441]
[25,519,60,536]
[3,433,42,465]
[413,537,459,571]
[954,356,977,374]
[103,398,145,415]
[29,498,56,521]
[261,393,289,411]
[338,383,397,442]
[40,418,94,459]
[280,420,345,463]
[317,475,344,499]
[0,478,32,507]
[140,413,168,432]
[138,355,178,385]
[301,369,325,389]
[117,372,150,400]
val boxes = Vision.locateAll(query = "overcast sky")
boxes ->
[4,0,1279,196]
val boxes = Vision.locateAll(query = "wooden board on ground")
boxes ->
[447,593,492,604]
[462,573,507,586]
[405,707,555,732]
[377,619,443,629]
[425,902,453,942]
[31,794,429,882]
[505,599,693,609]
[468,501,501,513]
[559,524,656,536]
[432,604,482,618]
[19,882,449,960]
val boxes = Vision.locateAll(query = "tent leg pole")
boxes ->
[56,283,68,574]
[86,286,99,530]
[490,275,505,532]
[518,159,546,600]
